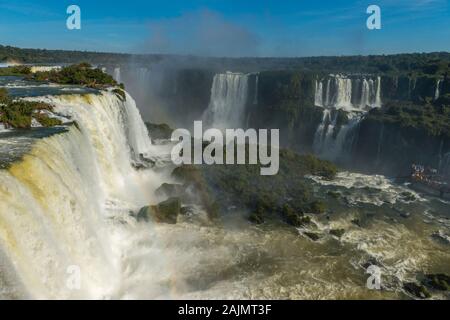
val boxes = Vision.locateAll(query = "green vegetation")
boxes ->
[0,65,31,76]
[28,62,119,89]
[2,44,449,76]
[145,122,174,140]
[309,200,326,214]
[0,88,61,129]
[367,101,450,138]
[171,148,337,226]
[112,88,126,101]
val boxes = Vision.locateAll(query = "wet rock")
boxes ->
[361,257,383,270]
[155,183,184,197]
[249,211,264,224]
[137,197,181,224]
[431,230,450,245]
[326,190,340,199]
[145,122,173,140]
[423,274,450,291]
[403,282,431,299]
[287,213,313,228]
[309,200,326,214]
[303,232,321,241]
[399,212,411,219]
[351,218,362,227]
[329,229,345,238]
[180,206,195,216]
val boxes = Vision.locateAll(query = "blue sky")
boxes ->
[0,0,449,57]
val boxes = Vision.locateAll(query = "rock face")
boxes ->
[137,197,181,224]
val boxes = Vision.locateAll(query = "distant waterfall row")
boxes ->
[314,75,381,111]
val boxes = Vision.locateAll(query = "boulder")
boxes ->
[155,183,185,197]
[423,274,450,291]
[403,282,431,299]
[351,218,362,227]
[309,200,326,214]
[303,232,321,241]
[329,229,345,238]
[137,197,181,224]
[249,211,264,224]
[180,206,195,216]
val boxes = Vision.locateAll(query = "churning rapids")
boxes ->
[0,80,449,299]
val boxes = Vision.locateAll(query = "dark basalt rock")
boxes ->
[303,232,321,241]
[155,183,185,197]
[399,212,411,219]
[180,206,195,216]
[249,210,265,224]
[351,219,362,227]
[423,274,450,291]
[329,229,345,238]
[145,122,173,140]
[309,200,326,214]
[137,197,181,224]
[403,282,431,299]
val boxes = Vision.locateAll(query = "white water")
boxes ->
[435,79,442,100]
[314,75,381,111]
[313,110,362,161]
[314,80,323,107]
[253,74,259,105]
[0,91,168,299]
[203,72,250,130]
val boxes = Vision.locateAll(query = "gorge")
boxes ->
[0,52,449,300]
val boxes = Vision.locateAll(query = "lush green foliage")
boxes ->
[28,62,118,88]
[367,101,450,138]
[0,65,31,76]
[172,148,337,225]
[145,122,174,140]
[0,89,60,128]
[2,44,449,75]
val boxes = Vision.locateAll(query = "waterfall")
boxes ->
[0,91,160,299]
[374,76,382,108]
[314,80,323,107]
[360,79,371,109]
[253,74,259,105]
[315,75,381,111]
[434,79,442,100]
[203,72,250,129]
[113,67,121,84]
[324,79,331,107]
[334,76,353,109]
[313,110,363,162]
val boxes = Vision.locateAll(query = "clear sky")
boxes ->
[0,0,449,57]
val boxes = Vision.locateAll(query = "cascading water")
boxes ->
[435,79,442,100]
[0,90,165,299]
[253,74,259,105]
[314,80,323,107]
[313,74,381,162]
[113,67,121,84]
[314,75,381,111]
[313,110,362,162]
[203,72,250,130]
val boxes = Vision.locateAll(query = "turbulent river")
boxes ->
[0,78,449,299]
